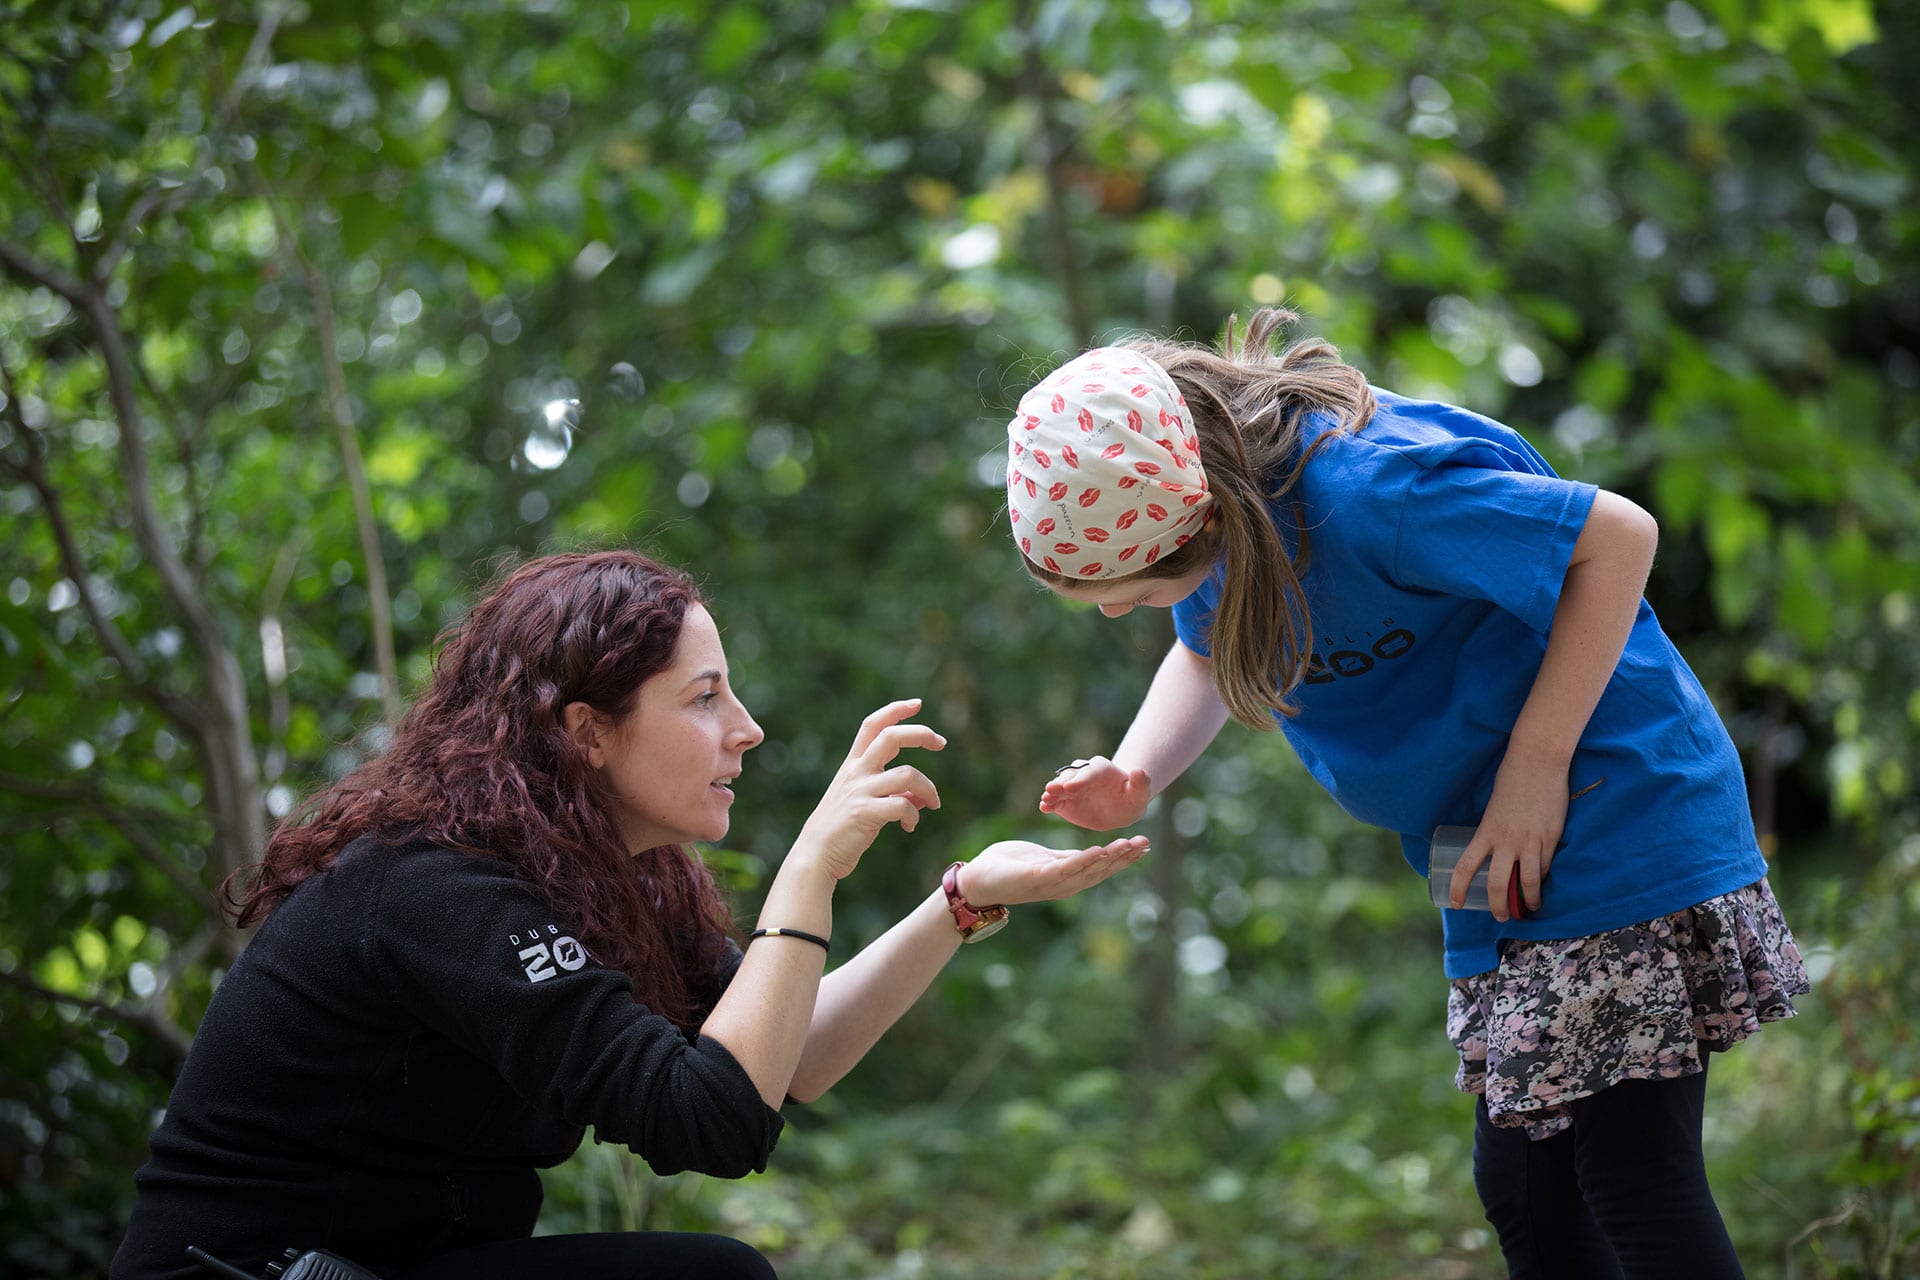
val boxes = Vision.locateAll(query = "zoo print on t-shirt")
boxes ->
[1304,617,1418,684]
[508,922,590,983]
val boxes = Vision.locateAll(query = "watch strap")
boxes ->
[942,860,1010,941]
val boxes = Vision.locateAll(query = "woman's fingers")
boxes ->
[848,698,927,757]
[968,835,1151,904]
[1062,836,1151,891]
[867,764,940,813]
[858,722,947,768]
[886,793,925,834]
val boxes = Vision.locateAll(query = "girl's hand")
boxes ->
[1447,754,1569,920]
[1038,756,1152,831]
[794,699,945,881]
[948,835,1151,908]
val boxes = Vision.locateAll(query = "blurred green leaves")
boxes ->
[2,0,1916,1274]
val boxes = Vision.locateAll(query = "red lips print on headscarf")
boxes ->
[1004,347,1214,580]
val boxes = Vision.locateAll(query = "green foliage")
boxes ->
[2,0,1916,1276]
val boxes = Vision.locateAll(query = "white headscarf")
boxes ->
[1005,347,1213,579]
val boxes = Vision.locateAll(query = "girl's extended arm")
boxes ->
[1448,489,1660,917]
[785,835,1149,1102]
[1040,640,1229,830]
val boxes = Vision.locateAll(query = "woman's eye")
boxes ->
[697,691,720,706]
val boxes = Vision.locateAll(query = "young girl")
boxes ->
[1004,311,1808,1277]
[112,550,1148,1280]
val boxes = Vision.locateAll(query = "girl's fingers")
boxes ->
[1520,838,1559,912]
[1041,762,1127,804]
[1447,834,1492,909]
[1049,757,1115,783]
[1488,844,1551,920]
[1518,852,1543,911]
[1449,829,1559,918]
[1486,855,1513,920]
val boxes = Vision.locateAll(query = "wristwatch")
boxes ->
[942,861,1011,943]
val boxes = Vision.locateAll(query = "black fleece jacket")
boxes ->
[110,838,782,1280]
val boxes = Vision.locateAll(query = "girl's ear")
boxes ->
[564,701,607,769]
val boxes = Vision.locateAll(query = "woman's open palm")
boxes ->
[955,835,1151,908]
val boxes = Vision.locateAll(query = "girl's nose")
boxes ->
[1099,602,1134,618]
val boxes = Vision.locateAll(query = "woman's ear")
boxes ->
[563,701,607,769]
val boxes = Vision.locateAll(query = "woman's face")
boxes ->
[584,605,765,853]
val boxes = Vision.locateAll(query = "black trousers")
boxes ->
[394,1232,776,1280]
[1472,1062,1744,1279]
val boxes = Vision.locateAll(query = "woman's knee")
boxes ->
[678,1233,777,1280]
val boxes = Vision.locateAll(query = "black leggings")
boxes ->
[393,1232,776,1280]
[1473,1062,1743,1279]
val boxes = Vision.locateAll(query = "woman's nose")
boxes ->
[735,707,766,750]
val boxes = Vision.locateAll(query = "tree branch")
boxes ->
[1015,0,1093,348]
[174,351,255,576]
[4,41,265,889]
[247,164,403,724]
[0,125,75,228]
[78,279,265,880]
[95,6,286,281]
[0,235,88,305]
[0,363,209,738]
[0,968,193,1061]
[259,532,307,787]
[152,922,226,1003]
[0,769,221,914]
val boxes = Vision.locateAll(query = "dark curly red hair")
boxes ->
[225,550,737,1030]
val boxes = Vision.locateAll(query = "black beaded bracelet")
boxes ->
[749,926,831,954]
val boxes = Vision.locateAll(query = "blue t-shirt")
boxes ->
[1172,390,1767,978]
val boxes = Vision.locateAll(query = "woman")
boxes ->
[112,550,1147,1280]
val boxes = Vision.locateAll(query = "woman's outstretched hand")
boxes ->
[950,835,1151,908]
[795,699,945,881]
[1037,756,1152,831]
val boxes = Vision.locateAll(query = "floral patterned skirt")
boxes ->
[1446,877,1809,1140]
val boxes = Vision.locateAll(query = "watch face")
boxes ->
[963,908,1011,943]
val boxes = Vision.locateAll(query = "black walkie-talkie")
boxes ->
[188,1245,387,1280]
